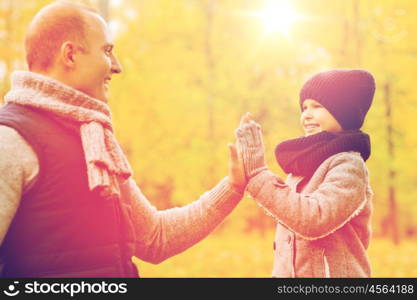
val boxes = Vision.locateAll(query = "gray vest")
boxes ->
[0,103,138,277]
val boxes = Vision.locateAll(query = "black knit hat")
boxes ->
[299,69,376,130]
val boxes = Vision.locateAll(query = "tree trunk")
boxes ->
[1,0,13,101]
[338,0,349,67]
[202,0,216,185]
[353,0,362,65]
[383,82,400,245]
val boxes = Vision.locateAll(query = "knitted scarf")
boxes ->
[275,130,371,178]
[4,71,132,201]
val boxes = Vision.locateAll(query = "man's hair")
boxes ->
[25,1,98,71]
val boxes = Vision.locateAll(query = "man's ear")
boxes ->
[59,41,77,68]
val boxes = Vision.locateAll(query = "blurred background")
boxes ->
[1,0,416,277]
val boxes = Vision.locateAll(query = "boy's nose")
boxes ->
[301,110,312,121]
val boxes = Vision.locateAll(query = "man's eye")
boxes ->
[105,47,113,55]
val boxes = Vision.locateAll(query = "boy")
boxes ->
[236,69,376,277]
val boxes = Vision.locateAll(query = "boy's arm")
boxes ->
[246,153,369,240]
[236,120,369,240]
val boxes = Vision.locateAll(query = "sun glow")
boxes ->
[258,1,298,35]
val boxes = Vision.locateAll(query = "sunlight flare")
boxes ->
[258,0,299,35]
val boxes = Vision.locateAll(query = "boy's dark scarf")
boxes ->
[275,130,370,178]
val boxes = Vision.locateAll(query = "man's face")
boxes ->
[73,13,121,102]
[300,99,342,136]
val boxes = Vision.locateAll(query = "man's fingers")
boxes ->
[243,112,252,123]
[239,112,252,128]
[239,115,246,128]
[228,143,238,162]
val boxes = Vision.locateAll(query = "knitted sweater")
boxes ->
[0,124,242,268]
[247,151,373,277]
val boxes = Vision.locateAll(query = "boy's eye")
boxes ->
[302,103,323,111]
[313,103,323,109]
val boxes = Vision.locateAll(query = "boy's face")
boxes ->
[300,99,342,136]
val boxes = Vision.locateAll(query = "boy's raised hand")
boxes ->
[235,113,267,179]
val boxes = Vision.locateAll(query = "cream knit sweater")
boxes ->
[0,123,243,265]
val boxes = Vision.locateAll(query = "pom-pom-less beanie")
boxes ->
[300,69,376,130]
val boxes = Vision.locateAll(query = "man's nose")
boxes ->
[111,54,122,74]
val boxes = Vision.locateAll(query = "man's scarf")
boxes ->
[5,71,132,200]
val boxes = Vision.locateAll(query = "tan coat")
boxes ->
[247,151,373,277]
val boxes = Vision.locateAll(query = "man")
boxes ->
[0,1,245,277]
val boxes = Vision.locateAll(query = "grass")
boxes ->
[133,231,417,277]
[368,238,417,277]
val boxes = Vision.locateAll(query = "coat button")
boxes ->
[273,177,287,188]
[273,241,276,250]
[287,235,292,244]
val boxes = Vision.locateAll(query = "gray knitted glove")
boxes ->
[236,121,267,179]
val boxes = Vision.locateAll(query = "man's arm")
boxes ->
[0,125,39,245]
[128,143,246,264]
[128,177,243,264]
